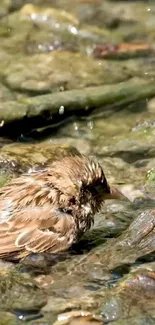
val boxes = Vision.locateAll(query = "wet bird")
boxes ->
[0,154,125,260]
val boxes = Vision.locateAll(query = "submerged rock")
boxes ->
[47,209,155,286]
[39,207,155,320]
[0,3,119,62]
[111,316,155,325]
[96,139,155,164]
[0,269,46,312]
[0,0,11,18]
[0,83,16,102]
[2,51,131,93]
[0,312,17,325]
[0,1,155,324]
[100,268,155,323]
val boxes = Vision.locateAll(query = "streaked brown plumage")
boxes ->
[0,154,125,260]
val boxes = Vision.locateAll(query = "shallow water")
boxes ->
[1,1,155,324]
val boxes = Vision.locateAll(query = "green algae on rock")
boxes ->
[0,0,11,18]
[2,51,131,93]
[1,78,155,136]
[0,270,46,312]
[0,3,120,60]
[0,83,17,102]
[145,167,155,200]
[8,0,155,34]
[0,312,18,325]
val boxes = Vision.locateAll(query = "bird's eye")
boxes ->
[87,184,98,195]
[95,184,102,193]
[70,197,76,205]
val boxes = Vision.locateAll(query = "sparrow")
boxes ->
[0,154,125,260]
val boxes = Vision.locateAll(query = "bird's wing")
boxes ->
[0,206,76,257]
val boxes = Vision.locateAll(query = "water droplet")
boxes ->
[59,105,65,114]
[0,120,4,127]
[49,45,54,51]
[55,23,60,28]
[42,15,47,21]
[31,13,37,20]
[86,47,93,56]
[38,44,43,50]
[68,25,78,35]
[87,121,94,129]
[74,122,79,131]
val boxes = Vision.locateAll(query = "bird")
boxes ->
[0,154,125,260]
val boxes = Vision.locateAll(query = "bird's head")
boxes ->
[49,155,126,219]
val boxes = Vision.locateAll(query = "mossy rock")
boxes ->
[145,167,155,197]
[0,312,17,325]
[0,270,46,312]
[2,51,131,93]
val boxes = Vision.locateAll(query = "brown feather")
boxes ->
[0,154,114,260]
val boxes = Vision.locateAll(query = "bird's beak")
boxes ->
[103,186,128,201]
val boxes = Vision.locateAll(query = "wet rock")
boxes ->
[0,3,120,62]
[53,310,102,325]
[131,262,155,274]
[48,137,91,156]
[0,2,155,324]
[0,78,155,137]
[39,208,155,318]
[38,208,155,318]
[0,269,46,312]
[111,316,155,325]
[19,1,120,30]
[148,97,155,113]
[144,167,155,201]
[42,286,106,315]
[100,268,155,322]
[93,209,155,270]
[97,157,142,186]
[97,139,155,164]
[0,4,78,57]
[0,83,16,102]
[131,120,155,133]
[0,0,11,18]
[122,58,155,80]
[0,312,17,325]
[2,51,131,93]
[117,184,146,203]
[91,115,155,174]
[20,3,78,26]
[10,0,155,34]
[49,209,155,285]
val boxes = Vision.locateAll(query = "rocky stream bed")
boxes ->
[1,0,155,324]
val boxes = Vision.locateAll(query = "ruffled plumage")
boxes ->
[0,154,122,260]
